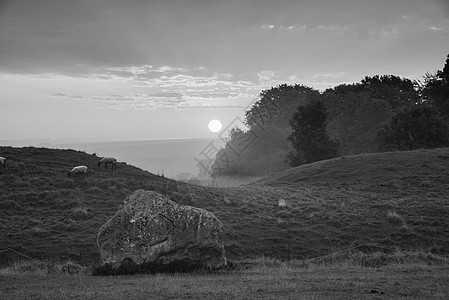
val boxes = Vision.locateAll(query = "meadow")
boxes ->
[0,146,449,298]
[1,254,448,299]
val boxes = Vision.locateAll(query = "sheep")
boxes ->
[97,157,117,170]
[0,157,6,168]
[68,165,88,177]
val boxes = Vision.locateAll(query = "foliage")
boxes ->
[244,84,320,130]
[214,71,427,172]
[359,75,420,109]
[213,126,290,176]
[322,75,420,155]
[287,101,339,166]
[212,84,320,176]
[376,104,449,151]
[420,54,449,119]
[325,92,394,155]
[328,75,419,109]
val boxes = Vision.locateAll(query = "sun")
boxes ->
[208,119,222,133]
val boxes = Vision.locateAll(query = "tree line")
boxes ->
[211,54,449,176]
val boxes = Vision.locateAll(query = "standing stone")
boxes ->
[97,189,227,270]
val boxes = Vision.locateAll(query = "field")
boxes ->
[1,146,449,263]
[1,256,448,299]
[1,146,449,298]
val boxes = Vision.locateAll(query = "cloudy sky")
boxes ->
[1,0,448,142]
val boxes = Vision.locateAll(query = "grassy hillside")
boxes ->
[0,146,195,265]
[1,146,448,266]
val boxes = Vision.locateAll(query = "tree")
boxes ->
[321,75,420,155]
[360,75,420,109]
[287,101,339,166]
[212,126,291,177]
[420,54,449,119]
[376,104,449,151]
[324,92,394,155]
[244,84,320,130]
[212,84,321,176]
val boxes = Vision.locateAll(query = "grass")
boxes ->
[0,146,449,268]
[0,146,196,265]
[0,259,87,276]
[1,254,448,299]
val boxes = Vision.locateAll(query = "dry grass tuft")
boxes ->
[70,206,90,220]
[387,211,406,226]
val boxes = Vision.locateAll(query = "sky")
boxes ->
[1,0,448,142]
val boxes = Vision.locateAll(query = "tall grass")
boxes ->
[3,250,448,278]
[1,253,448,300]
[0,259,87,276]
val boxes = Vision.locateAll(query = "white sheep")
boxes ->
[97,157,117,170]
[0,156,6,168]
[68,165,88,177]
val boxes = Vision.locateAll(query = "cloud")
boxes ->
[257,23,305,33]
[261,24,275,30]
[257,70,276,82]
[187,92,239,99]
[428,26,444,31]
[41,65,270,111]
[312,24,350,35]
[311,72,347,79]
[150,92,184,99]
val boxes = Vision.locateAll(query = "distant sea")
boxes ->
[0,138,225,179]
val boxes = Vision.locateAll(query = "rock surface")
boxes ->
[97,189,227,270]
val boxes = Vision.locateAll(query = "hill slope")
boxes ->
[258,148,449,186]
[1,146,448,266]
[0,146,195,265]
